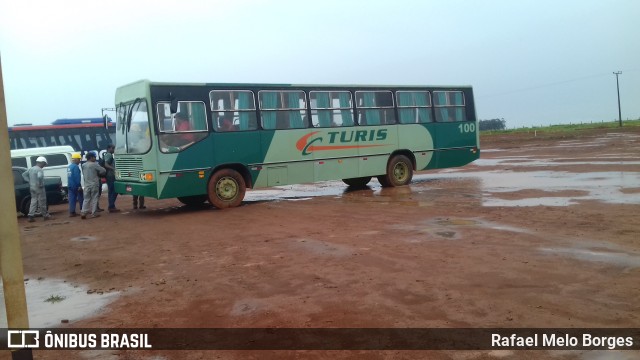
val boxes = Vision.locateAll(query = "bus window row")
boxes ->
[9,128,114,151]
[157,89,469,138]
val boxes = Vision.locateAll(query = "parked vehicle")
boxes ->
[12,166,65,215]
[10,146,75,190]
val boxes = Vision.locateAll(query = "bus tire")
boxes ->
[342,177,371,188]
[177,195,207,207]
[377,155,413,187]
[207,168,246,209]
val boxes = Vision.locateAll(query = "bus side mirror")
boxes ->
[169,92,178,114]
[103,115,109,129]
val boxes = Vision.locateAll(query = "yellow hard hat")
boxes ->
[72,153,82,159]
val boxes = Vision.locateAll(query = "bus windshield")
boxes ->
[116,99,151,154]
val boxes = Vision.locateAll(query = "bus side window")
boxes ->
[210,90,258,132]
[356,91,395,126]
[434,91,466,122]
[157,101,208,152]
[258,90,307,130]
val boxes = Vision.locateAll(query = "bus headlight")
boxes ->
[140,172,154,182]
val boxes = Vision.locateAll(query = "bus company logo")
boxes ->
[296,129,389,156]
[7,330,40,348]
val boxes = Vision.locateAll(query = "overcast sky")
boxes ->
[1,0,638,128]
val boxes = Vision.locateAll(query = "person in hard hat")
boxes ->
[67,153,84,217]
[21,156,53,222]
[103,144,120,213]
[80,152,106,219]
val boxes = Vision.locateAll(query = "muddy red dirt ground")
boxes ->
[9,127,640,359]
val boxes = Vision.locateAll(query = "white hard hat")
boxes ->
[36,156,48,164]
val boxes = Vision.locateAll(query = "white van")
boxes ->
[10,146,75,189]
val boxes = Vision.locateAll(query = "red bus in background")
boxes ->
[8,118,115,156]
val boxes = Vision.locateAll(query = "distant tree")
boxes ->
[479,118,506,131]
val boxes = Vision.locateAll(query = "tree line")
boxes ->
[479,118,506,131]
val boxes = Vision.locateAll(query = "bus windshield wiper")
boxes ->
[126,98,141,132]
[117,102,127,134]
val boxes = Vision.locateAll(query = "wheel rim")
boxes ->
[216,176,238,201]
[393,162,409,183]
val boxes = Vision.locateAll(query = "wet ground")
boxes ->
[2,127,639,360]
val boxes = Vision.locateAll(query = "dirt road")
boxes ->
[8,126,640,359]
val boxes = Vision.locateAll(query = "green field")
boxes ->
[482,119,640,136]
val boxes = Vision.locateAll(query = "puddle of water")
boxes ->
[557,140,591,144]
[390,218,499,242]
[484,196,578,207]
[71,235,98,242]
[600,153,640,157]
[435,219,479,226]
[475,158,640,167]
[434,231,456,238]
[246,182,349,202]
[479,149,506,153]
[540,248,640,269]
[564,155,640,160]
[552,144,603,148]
[0,278,119,328]
[392,217,539,243]
[434,217,532,234]
[606,132,640,138]
[417,170,640,206]
[431,168,462,173]
[477,221,532,234]
[245,180,421,204]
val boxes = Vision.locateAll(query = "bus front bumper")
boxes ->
[115,181,157,198]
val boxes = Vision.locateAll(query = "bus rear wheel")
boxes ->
[207,169,246,209]
[342,177,372,188]
[377,155,413,187]
[177,195,207,206]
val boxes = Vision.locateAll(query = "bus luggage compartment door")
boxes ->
[267,166,287,186]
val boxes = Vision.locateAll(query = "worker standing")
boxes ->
[80,152,106,219]
[22,156,53,222]
[67,153,84,217]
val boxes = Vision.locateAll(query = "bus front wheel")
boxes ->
[342,177,371,188]
[377,155,413,187]
[207,169,246,209]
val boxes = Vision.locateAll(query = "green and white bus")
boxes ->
[113,80,479,208]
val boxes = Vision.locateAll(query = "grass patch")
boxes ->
[44,295,66,303]
[482,119,640,136]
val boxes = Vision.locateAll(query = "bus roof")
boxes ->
[8,122,115,131]
[52,118,111,125]
[120,79,473,90]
